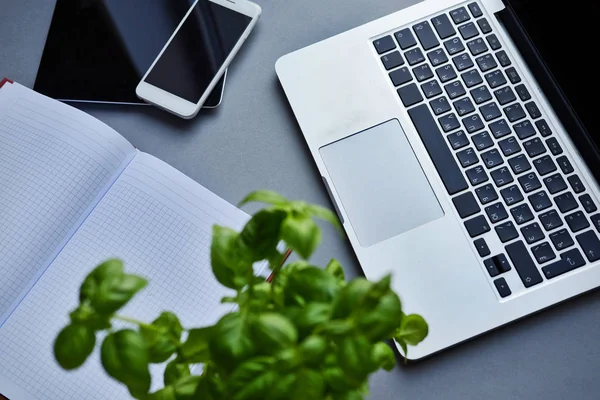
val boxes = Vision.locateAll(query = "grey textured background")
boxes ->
[2,0,600,398]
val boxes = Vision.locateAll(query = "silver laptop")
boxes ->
[276,0,600,359]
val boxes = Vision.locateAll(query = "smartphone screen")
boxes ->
[145,1,252,103]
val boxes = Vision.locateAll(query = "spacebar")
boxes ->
[408,105,468,195]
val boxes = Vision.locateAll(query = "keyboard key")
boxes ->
[506,240,543,287]
[565,211,589,233]
[539,209,563,231]
[439,113,461,132]
[430,96,452,115]
[515,84,531,101]
[494,86,517,105]
[544,173,567,194]
[496,50,511,67]
[444,37,465,55]
[489,118,511,138]
[504,103,526,122]
[555,192,578,213]
[436,64,458,82]
[471,85,492,104]
[467,38,488,56]
[427,48,448,67]
[450,7,471,24]
[421,80,443,98]
[528,190,552,212]
[494,278,512,298]
[459,22,479,39]
[505,67,521,84]
[568,175,585,194]
[381,51,405,70]
[480,102,502,121]
[474,238,491,257]
[465,215,491,237]
[513,120,535,140]
[557,156,574,174]
[484,70,507,89]
[485,202,508,223]
[462,114,485,133]
[405,48,425,65]
[542,248,585,279]
[484,258,500,277]
[518,172,541,193]
[485,254,511,276]
[592,214,600,233]
[546,137,563,155]
[508,154,531,174]
[533,155,557,176]
[511,203,534,224]
[521,222,544,244]
[550,228,574,251]
[461,69,483,88]
[496,221,519,242]
[397,84,423,107]
[413,21,440,50]
[499,136,521,157]
[431,14,456,39]
[453,53,474,71]
[525,101,542,119]
[468,2,483,17]
[395,28,418,49]
[476,183,499,204]
[473,131,494,151]
[389,67,412,86]
[532,242,556,264]
[453,97,476,116]
[475,54,497,72]
[477,18,492,34]
[482,149,503,169]
[524,138,546,157]
[486,34,501,50]
[453,191,481,218]
[408,105,469,194]
[466,165,489,186]
[413,64,434,82]
[535,119,552,137]
[576,230,600,262]
[448,130,470,150]
[580,194,597,213]
[374,36,396,54]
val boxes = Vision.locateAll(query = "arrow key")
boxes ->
[494,277,512,298]
[576,230,600,262]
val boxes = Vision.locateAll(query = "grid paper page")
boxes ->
[0,83,136,324]
[0,153,257,400]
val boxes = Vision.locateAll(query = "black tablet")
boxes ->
[34,0,225,107]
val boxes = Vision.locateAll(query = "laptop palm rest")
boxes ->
[320,119,444,247]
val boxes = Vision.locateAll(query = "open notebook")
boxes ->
[0,81,261,399]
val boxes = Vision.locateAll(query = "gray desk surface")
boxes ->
[2,1,600,399]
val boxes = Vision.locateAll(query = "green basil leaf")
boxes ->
[372,342,396,371]
[164,360,191,386]
[147,386,176,400]
[325,259,345,282]
[306,204,342,233]
[284,267,339,305]
[274,348,301,370]
[323,368,351,392]
[238,190,289,207]
[285,303,331,338]
[396,338,408,361]
[251,313,297,353]
[79,259,124,303]
[93,274,148,315]
[142,312,183,363]
[337,336,377,381]
[173,375,202,400]
[228,356,276,400]
[357,292,403,342]
[280,212,321,259]
[265,374,296,400]
[211,226,249,289]
[54,324,96,370]
[209,313,255,373]
[317,319,354,337]
[238,209,287,261]
[289,369,325,400]
[395,314,428,346]
[299,335,327,365]
[192,376,216,400]
[179,327,212,363]
[101,329,151,398]
[69,304,111,331]
[331,278,373,319]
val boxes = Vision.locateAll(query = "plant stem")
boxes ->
[113,315,164,333]
[270,248,292,293]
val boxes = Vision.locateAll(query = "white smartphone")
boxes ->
[136,0,261,119]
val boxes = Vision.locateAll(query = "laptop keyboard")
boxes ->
[373,2,600,298]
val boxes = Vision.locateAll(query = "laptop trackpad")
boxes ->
[320,120,444,247]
